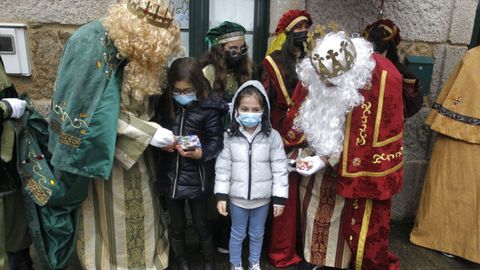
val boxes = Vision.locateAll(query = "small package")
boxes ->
[296,158,313,171]
[175,135,202,151]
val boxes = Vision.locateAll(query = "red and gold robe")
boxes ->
[338,53,404,270]
[261,52,306,267]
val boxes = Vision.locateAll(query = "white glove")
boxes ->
[296,156,325,176]
[2,98,27,119]
[149,126,174,148]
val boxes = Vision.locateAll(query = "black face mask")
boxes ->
[225,54,244,66]
[292,31,308,47]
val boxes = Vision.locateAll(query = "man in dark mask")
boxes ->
[259,9,312,268]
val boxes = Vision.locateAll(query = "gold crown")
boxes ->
[303,21,357,80]
[310,39,356,80]
[127,0,175,27]
[304,21,340,55]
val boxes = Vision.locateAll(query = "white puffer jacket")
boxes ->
[214,81,289,205]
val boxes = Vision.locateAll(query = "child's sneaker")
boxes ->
[248,262,261,270]
[231,264,244,270]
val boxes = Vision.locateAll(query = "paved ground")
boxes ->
[36,222,479,270]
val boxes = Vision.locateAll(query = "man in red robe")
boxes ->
[338,52,403,270]
[296,31,404,270]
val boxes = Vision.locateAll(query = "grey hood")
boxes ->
[226,80,272,136]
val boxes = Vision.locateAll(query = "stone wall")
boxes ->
[0,0,117,115]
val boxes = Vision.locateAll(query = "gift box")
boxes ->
[175,135,202,151]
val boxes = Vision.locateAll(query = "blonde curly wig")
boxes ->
[102,1,182,106]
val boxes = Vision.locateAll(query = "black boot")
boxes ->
[200,237,216,270]
[170,237,191,270]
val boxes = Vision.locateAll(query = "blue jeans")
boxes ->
[229,203,269,265]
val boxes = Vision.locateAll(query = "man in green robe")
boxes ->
[0,58,32,270]
[37,0,182,269]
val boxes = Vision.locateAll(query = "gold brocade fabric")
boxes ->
[426,46,480,144]
[77,155,169,269]
[202,64,239,102]
[410,134,480,264]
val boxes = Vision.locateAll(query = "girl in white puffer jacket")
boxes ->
[214,80,289,270]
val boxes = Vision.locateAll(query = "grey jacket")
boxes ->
[214,80,289,205]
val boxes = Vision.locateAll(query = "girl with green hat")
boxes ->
[201,21,254,105]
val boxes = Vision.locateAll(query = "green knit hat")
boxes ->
[205,21,246,47]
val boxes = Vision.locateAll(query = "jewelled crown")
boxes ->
[305,22,357,80]
[127,0,175,27]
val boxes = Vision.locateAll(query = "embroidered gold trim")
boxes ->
[52,103,88,129]
[356,199,373,270]
[50,120,82,148]
[341,112,403,177]
[356,102,371,146]
[20,160,53,206]
[372,146,403,164]
[24,176,51,206]
[452,96,462,105]
[373,70,402,147]
[352,157,361,167]
[29,152,48,185]
[285,16,309,32]
[217,31,245,44]
[265,55,293,107]
[100,33,117,80]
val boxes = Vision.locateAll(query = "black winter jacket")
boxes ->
[153,94,228,199]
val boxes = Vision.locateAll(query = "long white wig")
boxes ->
[295,31,375,157]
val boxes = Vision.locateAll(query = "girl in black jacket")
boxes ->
[153,57,227,270]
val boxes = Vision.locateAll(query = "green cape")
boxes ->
[48,20,126,180]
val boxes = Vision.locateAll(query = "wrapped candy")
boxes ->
[175,135,202,151]
[296,158,313,171]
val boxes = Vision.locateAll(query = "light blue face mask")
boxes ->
[173,92,197,106]
[238,112,263,128]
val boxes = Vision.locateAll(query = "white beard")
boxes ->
[295,36,375,157]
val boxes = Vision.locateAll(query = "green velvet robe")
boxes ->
[42,20,169,270]
[0,59,31,270]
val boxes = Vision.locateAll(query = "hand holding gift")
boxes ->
[175,135,203,160]
[296,155,325,176]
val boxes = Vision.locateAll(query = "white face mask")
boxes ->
[236,111,263,128]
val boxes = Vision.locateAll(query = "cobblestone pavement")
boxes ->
[32,222,478,270]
